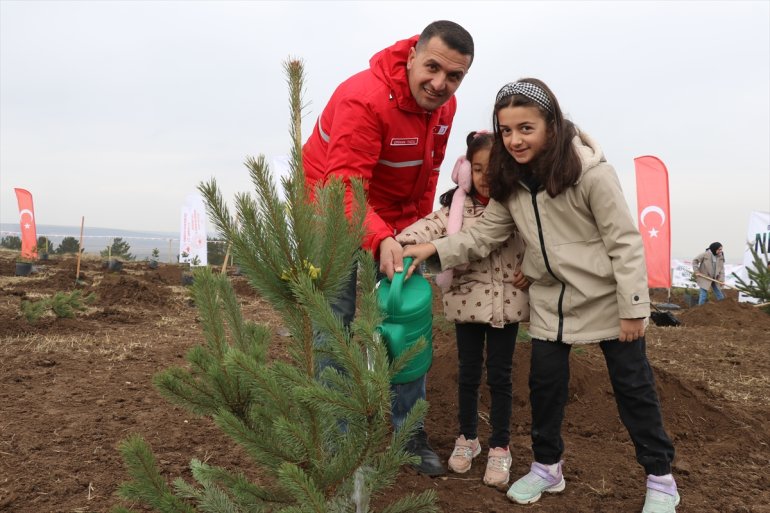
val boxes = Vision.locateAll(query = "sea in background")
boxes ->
[0,223,220,261]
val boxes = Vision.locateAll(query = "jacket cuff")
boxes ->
[619,292,650,318]
[369,231,392,261]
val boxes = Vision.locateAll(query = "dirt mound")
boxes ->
[95,274,171,307]
[676,296,770,329]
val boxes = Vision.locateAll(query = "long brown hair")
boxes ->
[488,78,581,201]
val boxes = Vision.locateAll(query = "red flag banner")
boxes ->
[14,188,38,260]
[634,156,671,288]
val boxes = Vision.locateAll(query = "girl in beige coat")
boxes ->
[404,80,678,513]
[397,131,529,489]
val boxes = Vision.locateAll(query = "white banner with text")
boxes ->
[179,193,208,266]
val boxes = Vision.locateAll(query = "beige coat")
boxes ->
[432,131,650,344]
[396,196,529,328]
[692,250,725,290]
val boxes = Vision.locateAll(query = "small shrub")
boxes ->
[1,235,22,250]
[732,243,770,306]
[56,236,81,254]
[206,237,228,266]
[21,290,97,323]
[100,238,135,261]
[37,236,52,254]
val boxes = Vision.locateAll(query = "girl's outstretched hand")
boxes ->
[619,318,645,342]
[513,270,530,291]
[402,243,437,280]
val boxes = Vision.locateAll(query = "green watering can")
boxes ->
[376,257,433,384]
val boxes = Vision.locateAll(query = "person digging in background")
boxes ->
[692,242,726,305]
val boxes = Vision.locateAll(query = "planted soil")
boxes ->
[1,252,768,512]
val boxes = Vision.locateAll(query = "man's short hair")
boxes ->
[417,20,474,65]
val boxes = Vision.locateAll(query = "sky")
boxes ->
[1,0,768,263]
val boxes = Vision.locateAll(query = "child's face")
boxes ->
[471,146,491,198]
[497,105,549,165]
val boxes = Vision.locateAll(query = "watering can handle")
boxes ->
[387,257,413,314]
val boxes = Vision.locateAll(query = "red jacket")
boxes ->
[302,35,456,257]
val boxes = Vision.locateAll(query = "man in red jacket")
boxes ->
[303,20,474,476]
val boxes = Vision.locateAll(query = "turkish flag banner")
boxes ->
[14,188,38,260]
[634,156,671,288]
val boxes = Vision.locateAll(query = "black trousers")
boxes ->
[455,322,518,449]
[529,337,675,476]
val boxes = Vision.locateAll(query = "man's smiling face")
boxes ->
[406,36,471,111]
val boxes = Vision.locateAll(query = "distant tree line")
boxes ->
[2,234,229,266]
[0,235,81,254]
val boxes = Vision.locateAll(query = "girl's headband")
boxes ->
[495,81,552,113]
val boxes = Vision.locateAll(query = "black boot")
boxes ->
[406,429,446,476]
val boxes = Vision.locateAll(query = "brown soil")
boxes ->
[1,251,769,513]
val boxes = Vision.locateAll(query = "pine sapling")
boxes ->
[732,242,770,308]
[114,58,436,513]
[21,290,96,323]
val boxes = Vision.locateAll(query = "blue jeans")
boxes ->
[315,262,426,430]
[698,282,725,305]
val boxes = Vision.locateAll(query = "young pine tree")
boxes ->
[113,59,436,513]
[56,236,80,254]
[732,242,770,307]
[101,237,135,261]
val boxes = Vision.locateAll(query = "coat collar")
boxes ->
[369,35,425,113]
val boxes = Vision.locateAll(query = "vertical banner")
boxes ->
[634,156,671,288]
[179,193,208,266]
[736,211,770,303]
[14,188,38,260]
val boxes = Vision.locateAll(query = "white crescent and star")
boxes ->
[19,208,34,230]
[640,205,666,238]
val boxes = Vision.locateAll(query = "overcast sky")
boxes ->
[1,0,768,262]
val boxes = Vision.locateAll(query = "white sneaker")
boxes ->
[642,474,680,513]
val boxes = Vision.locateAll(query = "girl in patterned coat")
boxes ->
[396,130,529,489]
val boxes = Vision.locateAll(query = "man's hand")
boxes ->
[379,237,404,280]
[619,318,645,342]
[402,243,438,280]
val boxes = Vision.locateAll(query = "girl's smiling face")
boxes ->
[497,105,549,165]
[471,146,491,198]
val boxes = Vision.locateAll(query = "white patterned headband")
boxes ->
[495,82,552,113]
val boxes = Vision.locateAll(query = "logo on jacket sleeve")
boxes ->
[433,125,449,135]
[390,137,419,146]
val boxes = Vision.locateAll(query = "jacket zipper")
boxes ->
[530,188,565,342]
